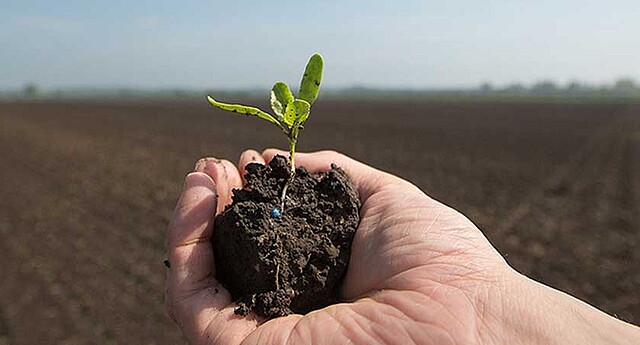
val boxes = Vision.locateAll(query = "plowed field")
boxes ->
[1,99,638,344]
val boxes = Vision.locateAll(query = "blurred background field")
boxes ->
[1,98,639,344]
[2,0,640,344]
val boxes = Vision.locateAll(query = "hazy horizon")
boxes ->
[3,1,639,90]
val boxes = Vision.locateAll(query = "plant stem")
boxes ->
[289,137,296,176]
[279,137,296,212]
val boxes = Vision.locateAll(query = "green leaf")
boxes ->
[272,82,294,107]
[284,99,310,127]
[270,91,284,118]
[298,53,323,105]
[207,96,278,125]
[293,105,310,126]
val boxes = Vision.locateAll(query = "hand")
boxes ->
[165,150,640,345]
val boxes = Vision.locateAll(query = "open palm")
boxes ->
[166,150,512,345]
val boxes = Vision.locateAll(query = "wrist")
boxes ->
[485,269,640,345]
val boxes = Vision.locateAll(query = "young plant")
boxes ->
[206,53,324,211]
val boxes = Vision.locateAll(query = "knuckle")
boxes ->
[164,285,182,321]
[164,290,176,320]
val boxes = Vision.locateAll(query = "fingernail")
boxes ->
[194,157,221,172]
[185,172,216,191]
[194,158,207,172]
[242,149,259,163]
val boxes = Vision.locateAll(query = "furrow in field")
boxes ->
[492,116,621,235]
[0,115,172,279]
[493,113,639,322]
[0,151,186,344]
[0,115,187,343]
[0,187,107,344]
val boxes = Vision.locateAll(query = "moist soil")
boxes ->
[212,155,361,318]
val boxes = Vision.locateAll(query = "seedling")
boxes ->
[206,53,323,211]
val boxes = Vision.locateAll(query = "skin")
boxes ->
[166,149,640,345]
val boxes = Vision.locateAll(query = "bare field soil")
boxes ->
[1,99,638,343]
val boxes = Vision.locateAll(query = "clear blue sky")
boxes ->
[2,0,639,89]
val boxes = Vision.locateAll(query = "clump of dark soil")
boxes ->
[212,155,360,318]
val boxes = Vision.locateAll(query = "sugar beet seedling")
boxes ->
[207,53,323,212]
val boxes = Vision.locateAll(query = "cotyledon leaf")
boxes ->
[272,82,294,108]
[283,99,310,127]
[298,53,323,105]
[270,91,284,118]
[207,96,279,125]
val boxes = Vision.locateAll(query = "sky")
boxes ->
[2,0,639,90]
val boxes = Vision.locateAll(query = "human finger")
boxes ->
[194,157,243,215]
[238,149,266,184]
[261,149,396,200]
[166,172,217,286]
[165,172,232,326]
[166,164,262,344]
